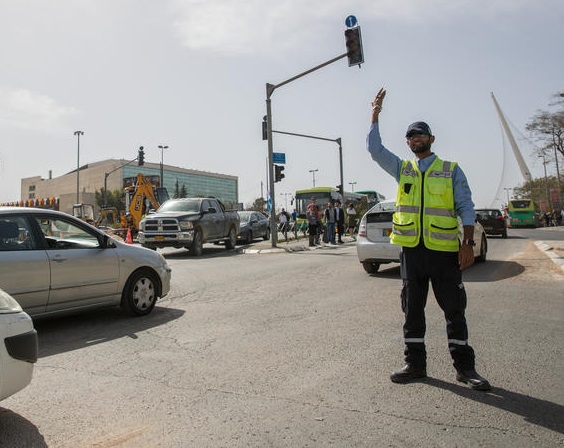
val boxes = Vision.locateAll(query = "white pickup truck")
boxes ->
[138,198,240,256]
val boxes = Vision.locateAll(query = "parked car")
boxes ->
[0,288,37,401]
[237,211,270,244]
[0,207,171,318]
[475,208,508,238]
[356,200,487,274]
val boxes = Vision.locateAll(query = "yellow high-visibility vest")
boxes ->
[390,157,459,252]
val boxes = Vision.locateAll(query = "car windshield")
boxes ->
[370,201,396,213]
[238,212,252,223]
[158,199,200,213]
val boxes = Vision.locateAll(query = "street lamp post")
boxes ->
[539,153,551,209]
[309,169,318,187]
[349,181,357,191]
[74,131,84,203]
[503,187,512,207]
[158,145,169,188]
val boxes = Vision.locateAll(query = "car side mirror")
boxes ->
[100,234,116,249]
[207,207,217,214]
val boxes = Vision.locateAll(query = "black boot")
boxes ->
[390,364,427,383]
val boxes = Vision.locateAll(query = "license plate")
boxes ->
[155,235,165,241]
[484,226,493,231]
[383,228,392,237]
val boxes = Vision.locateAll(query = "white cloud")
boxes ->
[0,88,79,133]
[169,0,539,56]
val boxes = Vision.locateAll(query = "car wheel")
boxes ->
[246,230,253,244]
[190,229,203,256]
[225,227,236,250]
[362,261,380,274]
[263,228,270,241]
[120,269,159,316]
[475,235,487,262]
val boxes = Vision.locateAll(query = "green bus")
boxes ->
[354,190,386,209]
[294,187,367,219]
[508,199,538,228]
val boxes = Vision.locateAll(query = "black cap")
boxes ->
[405,121,432,138]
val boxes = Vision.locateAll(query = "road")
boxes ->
[1,228,563,447]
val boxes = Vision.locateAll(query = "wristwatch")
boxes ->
[462,239,475,247]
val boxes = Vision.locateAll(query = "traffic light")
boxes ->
[336,184,342,192]
[344,26,364,67]
[138,146,145,166]
[274,164,285,182]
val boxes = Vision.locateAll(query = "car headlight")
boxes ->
[179,220,194,231]
[0,289,23,314]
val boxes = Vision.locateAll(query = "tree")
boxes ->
[248,197,266,212]
[173,180,188,198]
[525,92,564,210]
[513,176,560,211]
[94,189,125,211]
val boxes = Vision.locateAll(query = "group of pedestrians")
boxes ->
[305,198,356,247]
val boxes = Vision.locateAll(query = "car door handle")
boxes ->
[51,256,68,263]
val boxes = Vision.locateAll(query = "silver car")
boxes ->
[356,200,487,274]
[0,207,172,318]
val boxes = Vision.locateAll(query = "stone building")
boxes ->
[17,159,239,215]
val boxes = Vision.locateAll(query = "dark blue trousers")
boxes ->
[400,244,475,372]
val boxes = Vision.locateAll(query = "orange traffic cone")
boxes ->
[125,228,133,244]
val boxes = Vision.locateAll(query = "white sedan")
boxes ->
[0,288,37,401]
[356,200,487,274]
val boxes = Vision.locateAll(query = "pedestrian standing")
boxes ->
[323,202,336,245]
[335,200,345,243]
[366,87,490,391]
[278,208,290,241]
[307,198,320,247]
[346,203,357,237]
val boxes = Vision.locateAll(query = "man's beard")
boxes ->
[410,141,432,154]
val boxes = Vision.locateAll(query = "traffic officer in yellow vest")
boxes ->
[367,88,490,391]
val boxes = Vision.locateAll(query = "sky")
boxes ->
[1,0,562,210]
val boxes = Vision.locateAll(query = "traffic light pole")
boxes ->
[265,52,348,248]
[273,130,344,200]
[103,156,139,207]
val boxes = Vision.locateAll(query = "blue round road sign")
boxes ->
[345,15,357,28]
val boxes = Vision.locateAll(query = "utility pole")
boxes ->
[74,131,84,203]
[158,145,169,188]
[309,169,318,187]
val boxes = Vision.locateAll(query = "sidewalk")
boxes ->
[533,226,564,272]
[239,232,357,254]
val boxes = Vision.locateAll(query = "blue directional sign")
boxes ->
[273,152,286,164]
[345,15,357,28]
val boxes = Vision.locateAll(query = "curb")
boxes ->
[534,241,564,273]
[240,239,355,254]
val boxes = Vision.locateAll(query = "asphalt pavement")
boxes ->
[243,226,564,272]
